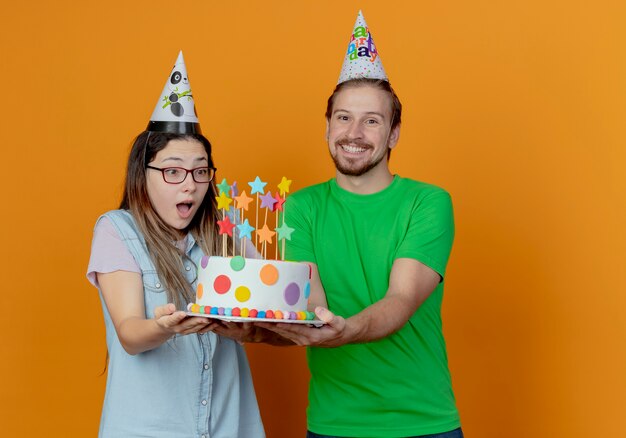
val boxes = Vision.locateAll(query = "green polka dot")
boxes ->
[230,256,246,271]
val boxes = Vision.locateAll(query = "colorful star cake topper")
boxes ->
[148,51,201,134]
[217,216,236,236]
[234,190,254,211]
[212,176,295,260]
[248,176,267,195]
[275,221,295,241]
[256,224,276,245]
[236,218,255,240]
[216,191,233,211]
[217,178,231,195]
[277,176,292,196]
[259,191,278,210]
[273,192,286,212]
[337,11,388,84]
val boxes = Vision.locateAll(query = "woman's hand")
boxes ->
[154,303,216,335]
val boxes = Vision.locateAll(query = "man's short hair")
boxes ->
[325,78,402,131]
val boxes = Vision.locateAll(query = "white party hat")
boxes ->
[147,51,201,134]
[337,11,388,84]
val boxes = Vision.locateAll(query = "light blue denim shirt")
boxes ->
[93,210,264,438]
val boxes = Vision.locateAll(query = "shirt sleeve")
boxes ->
[395,190,455,279]
[86,216,141,289]
[284,193,317,264]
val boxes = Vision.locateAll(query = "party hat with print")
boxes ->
[147,51,201,134]
[337,11,388,84]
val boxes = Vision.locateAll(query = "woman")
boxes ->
[87,130,265,437]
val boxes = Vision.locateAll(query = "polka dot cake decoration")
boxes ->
[189,255,314,321]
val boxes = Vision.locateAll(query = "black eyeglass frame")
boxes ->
[146,165,217,184]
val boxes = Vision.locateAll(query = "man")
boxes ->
[260,11,463,438]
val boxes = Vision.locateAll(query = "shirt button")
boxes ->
[204,364,209,370]
[155,282,161,288]
[185,265,191,271]
[201,399,207,406]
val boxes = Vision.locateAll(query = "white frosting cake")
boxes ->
[187,255,315,320]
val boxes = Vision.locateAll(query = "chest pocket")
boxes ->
[142,271,168,318]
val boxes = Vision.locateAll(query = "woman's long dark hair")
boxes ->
[120,131,223,309]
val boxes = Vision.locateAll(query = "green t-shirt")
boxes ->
[285,176,460,437]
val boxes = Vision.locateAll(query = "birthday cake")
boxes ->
[188,255,315,320]
[186,176,318,321]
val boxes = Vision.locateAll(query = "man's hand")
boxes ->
[257,307,352,347]
[203,320,263,343]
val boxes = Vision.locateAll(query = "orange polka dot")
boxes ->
[197,283,204,299]
[260,264,279,285]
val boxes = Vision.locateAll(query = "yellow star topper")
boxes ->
[277,176,292,196]
[215,191,233,211]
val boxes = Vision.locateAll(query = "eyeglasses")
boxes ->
[146,165,217,184]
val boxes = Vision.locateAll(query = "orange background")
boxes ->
[1,1,625,437]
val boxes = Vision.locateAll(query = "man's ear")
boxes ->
[325,119,330,142]
[388,124,401,149]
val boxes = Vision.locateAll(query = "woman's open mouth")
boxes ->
[176,202,193,218]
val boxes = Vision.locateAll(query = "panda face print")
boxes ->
[170,71,182,84]
[161,69,194,118]
[169,92,184,116]
[170,70,189,86]
[150,53,200,123]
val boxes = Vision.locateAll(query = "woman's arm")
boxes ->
[98,270,212,355]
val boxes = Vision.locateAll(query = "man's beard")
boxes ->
[330,138,387,177]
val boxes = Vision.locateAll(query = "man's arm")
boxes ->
[257,257,439,347]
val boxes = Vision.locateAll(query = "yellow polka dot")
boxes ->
[235,286,251,302]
